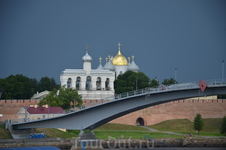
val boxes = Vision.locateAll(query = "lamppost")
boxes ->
[222,60,224,83]
[24,106,28,122]
[136,77,138,91]
[48,104,49,118]
[175,68,177,82]
[0,88,3,117]
[74,98,76,111]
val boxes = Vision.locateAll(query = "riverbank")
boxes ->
[1,138,226,149]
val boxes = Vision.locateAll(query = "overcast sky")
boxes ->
[0,0,225,84]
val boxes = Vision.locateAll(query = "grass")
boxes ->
[95,123,149,131]
[34,128,78,139]
[202,118,222,132]
[0,124,13,139]
[66,123,183,139]
[148,118,224,137]
[0,119,224,139]
[149,119,194,132]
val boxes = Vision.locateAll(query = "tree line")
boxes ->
[114,70,177,94]
[0,74,59,99]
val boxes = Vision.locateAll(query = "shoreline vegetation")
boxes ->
[0,118,225,140]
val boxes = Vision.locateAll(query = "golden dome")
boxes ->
[112,49,128,66]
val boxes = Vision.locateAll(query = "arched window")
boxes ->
[136,117,144,126]
[96,77,101,90]
[86,76,91,90]
[67,78,72,88]
[76,77,81,90]
[105,78,110,90]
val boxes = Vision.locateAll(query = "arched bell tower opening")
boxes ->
[86,76,92,90]
[105,78,110,90]
[96,77,101,90]
[136,117,144,126]
[67,78,72,88]
[76,77,81,90]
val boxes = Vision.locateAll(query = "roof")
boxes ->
[31,90,50,100]
[27,107,64,114]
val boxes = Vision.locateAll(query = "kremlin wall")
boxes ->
[1,98,226,126]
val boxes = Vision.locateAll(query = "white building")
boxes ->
[60,43,139,100]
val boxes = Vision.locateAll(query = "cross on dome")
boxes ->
[128,57,131,62]
[99,57,102,64]
[118,43,121,50]
[85,44,89,51]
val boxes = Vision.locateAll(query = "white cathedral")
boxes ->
[60,43,139,100]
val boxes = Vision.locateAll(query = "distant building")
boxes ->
[31,90,50,100]
[17,105,65,122]
[60,43,139,100]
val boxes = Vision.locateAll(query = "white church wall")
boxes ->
[115,65,128,77]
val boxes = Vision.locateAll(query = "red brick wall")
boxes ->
[1,99,226,126]
[110,99,226,125]
[0,100,40,121]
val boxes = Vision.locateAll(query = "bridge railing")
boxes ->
[17,107,84,123]
[14,78,226,124]
[105,78,226,101]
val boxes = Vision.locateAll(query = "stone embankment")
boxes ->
[0,138,72,149]
[0,138,226,149]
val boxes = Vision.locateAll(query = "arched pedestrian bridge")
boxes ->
[12,79,226,130]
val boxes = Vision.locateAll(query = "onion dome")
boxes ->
[104,55,115,71]
[112,43,128,66]
[108,56,115,71]
[128,56,139,72]
[82,51,92,62]
[82,45,92,62]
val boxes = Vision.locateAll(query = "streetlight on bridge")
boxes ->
[222,60,225,83]
[175,68,177,82]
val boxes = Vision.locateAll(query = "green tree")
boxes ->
[162,77,178,85]
[38,85,82,110]
[114,71,150,94]
[220,116,226,135]
[150,79,159,87]
[0,74,36,99]
[194,113,204,135]
[38,76,59,92]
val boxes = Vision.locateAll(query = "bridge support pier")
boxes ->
[79,129,84,136]
[78,129,97,140]
[7,121,33,139]
[73,130,102,150]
